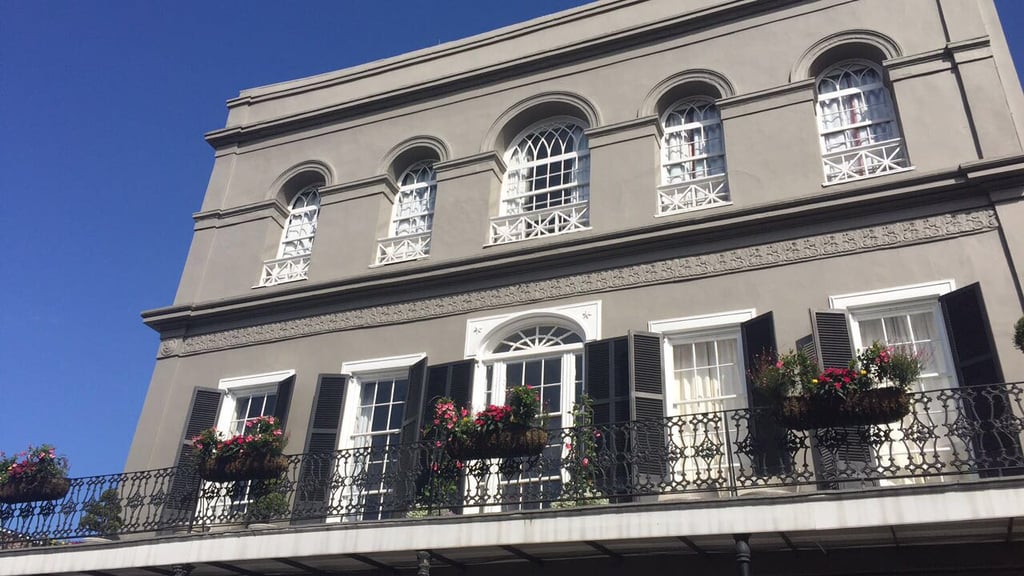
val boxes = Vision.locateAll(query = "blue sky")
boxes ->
[1,1,1022,479]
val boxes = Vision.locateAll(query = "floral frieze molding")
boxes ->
[157,208,998,358]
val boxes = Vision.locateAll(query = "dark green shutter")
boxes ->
[809,310,873,488]
[628,331,668,484]
[293,375,346,522]
[423,360,474,420]
[161,387,222,526]
[273,376,294,430]
[393,358,429,512]
[940,283,1022,477]
[585,337,631,496]
[741,312,790,476]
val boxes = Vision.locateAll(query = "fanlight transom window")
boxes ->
[492,325,584,354]
[278,185,321,258]
[816,60,909,182]
[662,98,727,184]
[391,161,436,237]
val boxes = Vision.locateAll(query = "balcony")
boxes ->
[3,383,1022,549]
[656,174,730,216]
[488,202,590,245]
[375,231,431,265]
[821,138,911,184]
[256,255,310,287]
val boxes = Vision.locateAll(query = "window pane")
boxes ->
[524,360,542,388]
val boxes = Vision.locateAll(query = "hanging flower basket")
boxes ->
[779,387,911,431]
[197,453,289,483]
[0,477,71,504]
[446,425,549,460]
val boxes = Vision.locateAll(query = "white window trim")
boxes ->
[338,353,426,449]
[828,280,958,391]
[214,370,295,434]
[828,280,955,311]
[649,309,754,416]
[464,301,601,359]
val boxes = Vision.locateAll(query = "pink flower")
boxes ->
[565,443,573,450]
[581,458,589,467]
[273,429,283,436]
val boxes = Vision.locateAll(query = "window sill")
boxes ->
[655,201,733,218]
[252,275,307,289]
[484,226,593,248]
[369,254,430,268]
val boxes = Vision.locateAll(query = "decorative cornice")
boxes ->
[434,151,506,181]
[717,79,814,121]
[584,116,661,149]
[319,174,397,204]
[159,208,999,358]
[193,199,287,225]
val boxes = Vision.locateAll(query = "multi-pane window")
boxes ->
[349,376,408,520]
[474,324,584,511]
[659,98,730,214]
[278,186,321,258]
[227,391,278,436]
[376,162,436,265]
[670,336,744,415]
[490,119,590,244]
[816,61,909,183]
[259,184,321,286]
[851,304,954,392]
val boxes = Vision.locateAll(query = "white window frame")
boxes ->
[828,281,966,486]
[257,185,321,287]
[815,59,912,185]
[649,309,755,416]
[829,280,957,392]
[215,370,296,434]
[376,161,436,265]
[489,116,591,245]
[328,353,425,522]
[657,96,731,216]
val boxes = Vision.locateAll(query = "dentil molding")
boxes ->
[158,208,998,358]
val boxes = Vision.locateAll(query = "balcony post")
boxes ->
[170,565,194,576]
[734,534,751,576]
[417,550,432,576]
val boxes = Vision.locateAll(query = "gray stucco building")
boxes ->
[4,0,1024,574]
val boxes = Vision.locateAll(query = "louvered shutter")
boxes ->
[809,310,874,488]
[394,358,429,511]
[160,388,222,527]
[423,360,474,419]
[741,312,790,476]
[628,331,668,484]
[273,376,294,430]
[940,284,1022,477]
[585,337,631,496]
[293,375,346,522]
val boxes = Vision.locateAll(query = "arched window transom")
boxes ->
[492,325,584,354]
[658,97,730,215]
[376,161,436,265]
[489,118,590,244]
[815,60,909,183]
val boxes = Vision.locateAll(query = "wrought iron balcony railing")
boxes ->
[3,383,1022,548]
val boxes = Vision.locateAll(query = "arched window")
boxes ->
[659,97,730,214]
[376,161,436,265]
[259,185,320,287]
[490,118,590,244]
[470,321,585,511]
[815,60,909,183]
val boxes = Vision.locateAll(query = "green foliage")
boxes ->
[558,394,607,507]
[78,488,123,537]
[0,445,69,486]
[1014,316,1024,354]
[244,479,290,523]
[751,342,923,401]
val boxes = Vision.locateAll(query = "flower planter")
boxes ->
[0,477,71,504]
[446,425,549,460]
[197,453,288,482]
[779,387,911,431]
